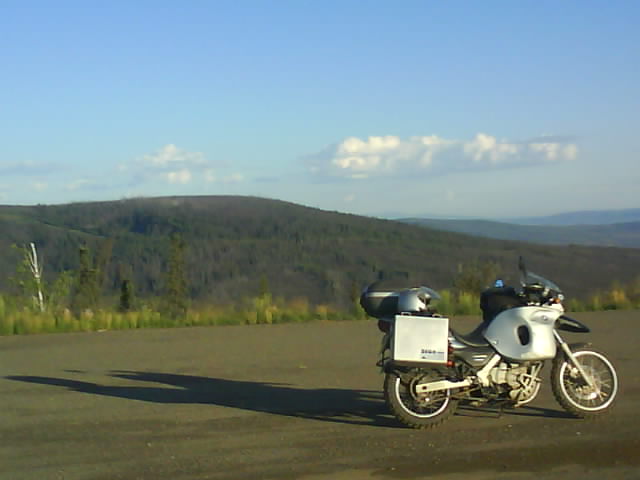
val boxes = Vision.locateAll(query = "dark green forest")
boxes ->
[2,195,640,309]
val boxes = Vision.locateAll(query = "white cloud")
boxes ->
[66,178,93,191]
[121,144,207,185]
[141,144,206,169]
[116,145,248,192]
[205,169,216,183]
[327,135,444,178]
[417,135,456,166]
[563,144,578,160]
[331,136,395,175]
[31,181,47,192]
[529,142,579,161]
[222,173,244,184]
[120,144,230,186]
[463,133,520,164]
[166,169,192,184]
[307,133,579,179]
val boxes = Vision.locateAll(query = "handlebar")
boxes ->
[521,283,563,306]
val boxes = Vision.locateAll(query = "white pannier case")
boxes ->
[391,314,449,365]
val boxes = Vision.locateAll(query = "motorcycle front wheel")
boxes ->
[551,347,618,418]
[383,370,458,429]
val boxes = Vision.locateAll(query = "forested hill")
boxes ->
[1,196,639,306]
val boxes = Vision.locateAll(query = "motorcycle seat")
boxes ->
[450,323,489,347]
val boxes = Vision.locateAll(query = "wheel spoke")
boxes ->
[394,372,451,418]
[557,350,617,413]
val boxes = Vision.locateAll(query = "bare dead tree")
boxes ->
[26,242,45,312]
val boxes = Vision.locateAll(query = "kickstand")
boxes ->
[496,400,518,418]
[492,401,511,418]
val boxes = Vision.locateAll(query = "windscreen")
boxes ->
[523,271,561,292]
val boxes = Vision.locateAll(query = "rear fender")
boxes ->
[379,332,391,354]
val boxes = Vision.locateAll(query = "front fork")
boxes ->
[553,330,596,389]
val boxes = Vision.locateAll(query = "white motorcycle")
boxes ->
[361,258,618,429]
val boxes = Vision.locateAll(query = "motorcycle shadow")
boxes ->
[6,373,576,427]
[5,371,397,428]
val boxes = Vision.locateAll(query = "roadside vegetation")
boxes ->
[1,243,638,336]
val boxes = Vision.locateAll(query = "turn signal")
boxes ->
[447,341,454,367]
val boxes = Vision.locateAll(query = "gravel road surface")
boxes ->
[2,311,639,480]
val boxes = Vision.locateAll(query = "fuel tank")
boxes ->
[483,306,561,361]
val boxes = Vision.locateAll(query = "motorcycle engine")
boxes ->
[488,361,543,405]
[489,362,529,388]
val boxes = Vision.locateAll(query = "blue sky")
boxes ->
[1,1,638,218]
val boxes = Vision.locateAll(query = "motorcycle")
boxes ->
[360,258,618,429]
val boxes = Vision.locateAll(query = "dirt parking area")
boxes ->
[1,311,639,479]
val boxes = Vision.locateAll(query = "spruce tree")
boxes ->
[119,279,134,312]
[164,233,188,318]
[71,246,99,314]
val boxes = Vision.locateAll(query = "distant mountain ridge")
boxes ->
[399,218,640,249]
[504,208,640,226]
[1,196,640,305]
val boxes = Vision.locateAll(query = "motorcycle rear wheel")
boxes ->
[551,347,618,418]
[383,370,458,429]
